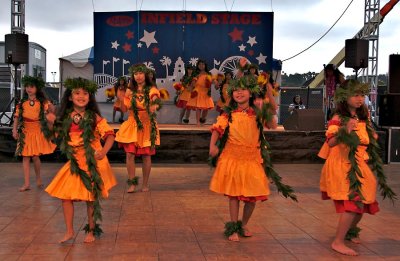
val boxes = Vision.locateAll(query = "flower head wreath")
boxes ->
[22,75,45,90]
[227,75,261,97]
[334,79,369,103]
[64,77,98,95]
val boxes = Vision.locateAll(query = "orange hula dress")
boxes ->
[209,108,270,202]
[216,83,230,113]
[115,87,160,155]
[45,117,117,201]
[186,73,214,110]
[113,87,126,112]
[318,118,379,214]
[14,100,56,156]
[176,78,192,108]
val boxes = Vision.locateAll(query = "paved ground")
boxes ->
[0,163,399,260]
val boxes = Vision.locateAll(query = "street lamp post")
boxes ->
[51,71,56,83]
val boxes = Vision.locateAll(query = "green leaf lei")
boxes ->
[130,86,159,149]
[58,109,104,236]
[337,116,397,208]
[209,103,297,202]
[224,220,244,237]
[15,98,53,157]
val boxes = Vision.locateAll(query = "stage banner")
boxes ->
[93,11,273,100]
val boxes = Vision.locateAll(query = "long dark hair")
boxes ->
[196,59,210,74]
[292,95,303,105]
[128,72,153,91]
[21,86,48,104]
[114,77,128,92]
[57,89,101,129]
[335,101,368,121]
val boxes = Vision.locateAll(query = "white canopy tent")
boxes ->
[59,47,94,99]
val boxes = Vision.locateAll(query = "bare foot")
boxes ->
[84,232,95,243]
[127,184,136,193]
[36,178,43,188]
[59,232,74,243]
[228,232,240,242]
[350,237,361,244]
[19,185,30,192]
[242,227,252,237]
[331,242,358,256]
[141,187,150,192]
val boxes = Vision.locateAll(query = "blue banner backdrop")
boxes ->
[93,11,273,99]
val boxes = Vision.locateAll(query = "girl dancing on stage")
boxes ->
[176,65,195,124]
[45,78,117,243]
[113,76,128,123]
[13,76,56,192]
[318,79,396,256]
[115,64,162,193]
[209,75,297,242]
[186,60,214,125]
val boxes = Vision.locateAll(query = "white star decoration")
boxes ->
[137,42,143,48]
[238,44,246,52]
[256,53,267,65]
[140,30,158,48]
[247,36,257,47]
[111,40,119,50]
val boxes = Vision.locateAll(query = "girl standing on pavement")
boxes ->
[45,77,117,243]
[115,64,162,193]
[209,75,297,242]
[318,79,396,256]
[12,76,56,192]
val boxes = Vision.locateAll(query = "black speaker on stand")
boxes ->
[345,39,369,78]
[388,54,400,94]
[3,33,29,126]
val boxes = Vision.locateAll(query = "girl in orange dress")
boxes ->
[12,76,56,192]
[186,60,214,125]
[45,78,117,243]
[209,75,297,242]
[176,65,195,124]
[115,64,161,193]
[215,72,232,114]
[318,80,396,256]
[113,76,128,123]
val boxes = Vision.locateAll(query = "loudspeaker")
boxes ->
[4,33,29,65]
[387,128,400,163]
[378,94,400,127]
[345,39,368,69]
[389,54,400,94]
[283,109,325,131]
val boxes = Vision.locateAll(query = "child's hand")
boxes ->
[209,144,219,157]
[346,118,358,133]
[150,104,158,113]
[46,112,56,124]
[254,98,263,109]
[12,129,18,140]
[94,150,106,160]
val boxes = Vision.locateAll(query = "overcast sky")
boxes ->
[1,0,399,81]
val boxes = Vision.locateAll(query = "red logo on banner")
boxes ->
[106,16,134,27]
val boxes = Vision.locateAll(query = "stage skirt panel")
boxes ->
[15,101,56,156]
[319,120,377,204]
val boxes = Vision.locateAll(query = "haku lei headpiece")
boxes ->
[22,75,45,90]
[334,79,369,103]
[227,75,261,97]
[64,77,98,95]
[129,64,149,74]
